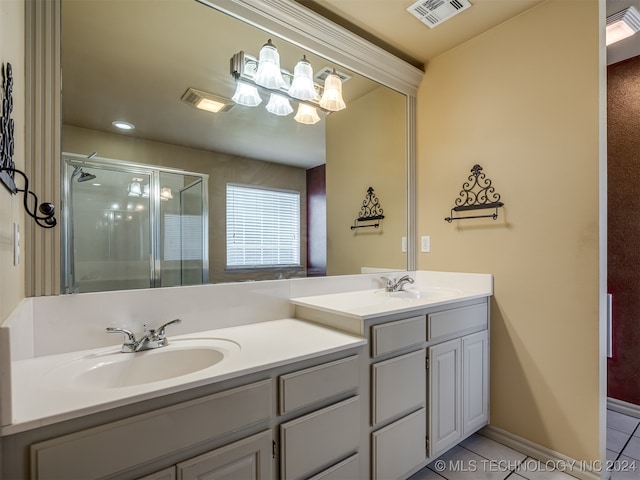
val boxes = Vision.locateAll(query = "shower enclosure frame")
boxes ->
[61,152,209,293]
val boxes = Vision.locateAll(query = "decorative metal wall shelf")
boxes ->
[351,186,384,229]
[1,63,56,228]
[444,164,504,223]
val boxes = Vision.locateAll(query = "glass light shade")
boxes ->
[253,40,286,89]
[294,104,320,125]
[319,71,346,112]
[142,184,150,198]
[160,187,173,201]
[265,93,293,116]
[232,82,262,107]
[288,56,316,101]
[127,181,141,197]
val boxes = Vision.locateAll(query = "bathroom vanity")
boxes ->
[0,271,492,479]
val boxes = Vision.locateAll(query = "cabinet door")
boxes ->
[462,330,489,435]
[138,467,176,480]
[428,338,462,457]
[177,430,272,480]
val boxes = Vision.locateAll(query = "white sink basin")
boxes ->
[48,338,240,389]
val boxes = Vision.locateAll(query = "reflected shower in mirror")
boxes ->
[61,0,408,291]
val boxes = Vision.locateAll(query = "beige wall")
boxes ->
[326,85,407,275]
[0,0,25,321]
[63,125,307,284]
[417,0,601,462]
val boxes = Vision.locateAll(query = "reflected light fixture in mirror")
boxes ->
[254,39,286,89]
[288,55,316,100]
[606,6,640,46]
[232,81,262,106]
[294,103,320,124]
[230,41,347,125]
[266,93,294,116]
[319,69,346,111]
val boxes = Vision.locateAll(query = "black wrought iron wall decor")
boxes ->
[444,164,504,223]
[351,186,385,229]
[0,63,56,228]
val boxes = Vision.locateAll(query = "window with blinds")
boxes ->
[226,184,301,268]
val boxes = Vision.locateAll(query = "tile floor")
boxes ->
[408,410,640,480]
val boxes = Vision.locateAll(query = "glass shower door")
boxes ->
[65,163,153,293]
[159,173,208,287]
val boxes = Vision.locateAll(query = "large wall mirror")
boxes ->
[27,0,422,295]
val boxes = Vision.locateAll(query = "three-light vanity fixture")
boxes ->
[230,39,346,125]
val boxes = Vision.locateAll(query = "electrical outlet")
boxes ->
[421,235,431,253]
[401,236,407,252]
[13,223,20,266]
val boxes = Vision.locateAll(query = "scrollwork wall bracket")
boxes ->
[444,164,504,223]
[1,62,56,228]
[351,186,384,230]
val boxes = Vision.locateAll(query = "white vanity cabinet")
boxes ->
[5,346,363,480]
[427,304,489,458]
[277,356,361,480]
[292,295,490,480]
[369,315,427,480]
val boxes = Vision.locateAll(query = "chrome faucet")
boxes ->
[106,318,182,353]
[380,275,415,292]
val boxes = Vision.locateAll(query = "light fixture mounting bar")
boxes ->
[230,52,332,114]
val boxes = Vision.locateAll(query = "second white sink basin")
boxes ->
[49,338,240,389]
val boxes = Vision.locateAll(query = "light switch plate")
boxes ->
[421,235,430,253]
[401,236,407,252]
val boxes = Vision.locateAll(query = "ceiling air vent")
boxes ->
[407,0,472,28]
[181,87,234,113]
[314,67,352,84]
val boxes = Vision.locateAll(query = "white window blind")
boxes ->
[163,214,203,261]
[226,184,300,268]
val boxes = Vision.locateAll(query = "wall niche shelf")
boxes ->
[351,186,384,230]
[444,164,504,223]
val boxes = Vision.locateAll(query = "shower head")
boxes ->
[77,171,97,182]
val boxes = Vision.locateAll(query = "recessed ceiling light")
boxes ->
[112,120,135,130]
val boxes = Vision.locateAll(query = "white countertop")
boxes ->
[5,319,365,435]
[291,285,492,320]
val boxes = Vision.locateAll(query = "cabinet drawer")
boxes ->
[428,303,487,341]
[279,355,359,415]
[372,349,425,426]
[372,408,426,480]
[30,380,272,480]
[307,454,359,480]
[280,396,360,480]
[372,315,426,357]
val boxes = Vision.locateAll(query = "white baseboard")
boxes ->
[480,425,601,480]
[607,397,640,419]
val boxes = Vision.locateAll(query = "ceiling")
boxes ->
[297,0,546,68]
[301,0,640,68]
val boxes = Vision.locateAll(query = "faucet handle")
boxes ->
[153,318,182,339]
[106,327,137,344]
